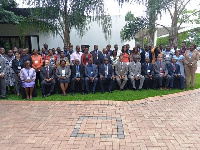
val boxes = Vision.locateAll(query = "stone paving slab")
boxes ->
[0,89,200,149]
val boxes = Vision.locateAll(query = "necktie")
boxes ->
[173,64,175,72]
[46,67,49,78]
[120,62,123,71]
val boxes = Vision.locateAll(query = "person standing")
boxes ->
[71,59,85,95]
[128,55,144,91]
[102,48,112,64]
[40,60,55,98]
[121,45,130,65]
[162,45,174,65]
[85,58,98,94]
[20,49,32,65]
[173,50,185,78]
[0,55,7,99]
[106,44,113,56]
[180,41,187,55]
[71,45,83,65]
[90,45,103,66]
[184,44,199,89]
[81,46,92,66]
[115,55,128,91]
[12,51,24,96]
[20,60,36,100]
[114,44,121,57]
[140,45,152,63]
[99,58,115,94]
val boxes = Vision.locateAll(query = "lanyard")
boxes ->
[26,69,30,76]
[76,65,79,72]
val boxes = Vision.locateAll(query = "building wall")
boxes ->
[0,15,135,51]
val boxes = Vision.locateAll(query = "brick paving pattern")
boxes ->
[0,89,200,149]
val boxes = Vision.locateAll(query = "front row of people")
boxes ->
[0,54,185,99]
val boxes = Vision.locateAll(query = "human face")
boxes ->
[144,45,148,51]
[48,50,53,56]
[26,61,30,68]
[76,46,80,53]
[113,51,117,57]
[171,58,176,64]
[45,60,50,66]
[190,44,195,51]
[75,59,79,65]
[175,51,179,56]
[104,59,109,65]
[15,52,20,59]
[8,50,13,57]
[88,58,93,65]
[81,46,85,51]
[61,61,66,67]
[33,49,38,55]
[123,46,127,52]
[94,45,98,50]
[114,45,118,50]
[181,42,186,49]
[107,45,111,50]
[22,49,26,56]
[157,55,162,61]
[119,56,124,62]
[145,57,150,63]
[166,46,171,51]
[60,52,65,58]
[57,47,61,54]
[159,45,163,50]
[103,48,106,54]
[85,48,89,53]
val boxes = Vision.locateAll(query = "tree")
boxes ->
[22,0,112,47]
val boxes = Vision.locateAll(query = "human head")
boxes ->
[64,45,68,51]
[181,41,186,49]
[122,45,127,52]
[48,49,53,56]
[107,44,111,50]
[132,47,139,54]
[112,50,117,57]
[136,42,141,48]
[157,54,162,61]
[171,57,176,64]
[43,43,48,50]
[85,47,89,53]
[159,44,164,50]
[126,44,130,50]
[13,47,18,54]
[56,47,61,54]
[15,51,20,59]
[60,60,66,67]
[75,59,80,65]
[76,45,80,53]
[104,58,109,65]
[119,55,124,62]
[144,45,148,51]
[32,49,38,55]
[114,44,118,50]
[7,50,13,57]
[21,49,27,56]
[173,43,177,50]
[69,46,73,53]
[52,48,55,54]
[60,51,65,58]
[41,48,46,53]
[166,45,171,51]
[102,48,106,54]
[94,45,98,50]
[81,45,85,52]
[25,60,31,68]
[190,43,196,51]
[44,59,50,67]
[88,58,93,65]
[175,50,180,56]
[132,55,138,63]
[0,48,5,54]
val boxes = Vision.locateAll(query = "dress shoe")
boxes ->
[138,88,142,91]
[42,94,46,98]
[160,87,163,90]
[92,91,95,94]
[109,91,112,93]
[133,88,136,91]
[101,91,105,94]
[1,96,7,99]
[120,89,123,91]
[82,92,85,95]
[86,91,89,94]
[71,92,75,96]
[46,93,51,97]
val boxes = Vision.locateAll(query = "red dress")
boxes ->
[82,53,92,65]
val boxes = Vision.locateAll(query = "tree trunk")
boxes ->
[148,30,154,46]
[64,0,70,48]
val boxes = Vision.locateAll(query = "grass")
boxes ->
[5,73,200,101]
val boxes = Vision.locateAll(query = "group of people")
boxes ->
[0,41,199,99]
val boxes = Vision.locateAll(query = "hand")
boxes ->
[177,74,180,78]
[89,77,93,82]
[100,75,104,80]
[111,76,115,80]
[26,79,31,83]
[163,74,167,77]
[18,73,20,77]
[1,73,4,78]
[76,78,80,81]
[63,77,66,80]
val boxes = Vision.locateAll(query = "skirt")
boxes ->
[22,81,35,88]
[59,78,70,84]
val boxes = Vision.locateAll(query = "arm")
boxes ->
[56,68,61,79]
[94,66,98,78]
[192,51,200,66]
[32,69,36,81]
[12,60,18,75]
[38,56,43,69]
[40,68,45,80]
[115,64,120,76]
[184,51,190,65]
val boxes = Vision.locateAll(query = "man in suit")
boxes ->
[40,60,55,98]
[141,57,158,90]
[153,54,171,90]
[102,48,112,64]
[85,58,98,94]
[99,58,115,94]
[0,56,7,99]
[71,59,85,95]
[140,45,152,63]
[90,45,103,66]
[106,44,113,56]
[115,55,128,91]
[168,57,185,90]
[128,55,145,91]
[136,42,144,54]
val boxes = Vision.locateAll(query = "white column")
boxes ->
[154,30,157,46]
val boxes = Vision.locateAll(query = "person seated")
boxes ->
[99,58,115,94]
[115,55,128,91]
[153,54,171,90]
[168,57,185,90]
[85,58,98,94]
[71,59,85,96]
[0,55,7,99]
[20,60,36,100]
[56,60,71,96]
[141,57,158,90]
[128,55,144,91]
[40,60,55,98]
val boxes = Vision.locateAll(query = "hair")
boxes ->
[60,59,66,64]
[191,43,196,49]
[122,45,128,54]
[132,47,139,54]
[15,51,20,55]
[25,60,30,64]
[181,41,186,45]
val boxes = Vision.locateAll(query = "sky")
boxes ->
[16,0,199,27]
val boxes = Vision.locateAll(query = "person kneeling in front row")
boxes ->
[168,57,185,90]
[40,60,55,98]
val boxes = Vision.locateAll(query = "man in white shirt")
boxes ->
[71,45,83,65]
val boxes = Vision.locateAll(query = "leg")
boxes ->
[60,83,66,95]
[170,75,174,89]
[159,75,163,87]
[191,67,196,88]
[99,78,105,92]
[129,76,136,89]
[41,80,46,95]
[29,87,34,99]
[165,75,171,88]
[85,77,90,92]
[139,75,145,89]
[64,83,69,93]
[0,78,6,97]
[93,78,98,92]
[80,78,85,91]
[144,75,149,89]
[116,76,122,89]
[108,79,115,92]
[71,78,76,92]
[14,74,20,95]
[50,79,55,94]
[152,75,159,89]
[185,65,191,88]
[25,87,29,99]
[180,75,185,89]
[121,76,128,90]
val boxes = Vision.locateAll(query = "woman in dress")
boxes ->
[121,45,130,65]
[31,49,43,87]
[12,51,24,96]
[184,44,199,89]
[173,50,185,78]
[110,50,119,69]
[55,51,70,67]
[20,60,36,100]
[81,47,92,66]
[56,60,71,96]
[4,50,15,94]
[130,47,141,62]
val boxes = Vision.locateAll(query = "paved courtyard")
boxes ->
[0,89,200,150]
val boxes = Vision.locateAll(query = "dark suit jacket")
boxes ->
[140,51,152,63]
[71,65,85,78]
[20,54,32,65]
[40,66,55,81]
[85,64,98,78]
[106,50,113,56]
[141,63,154,76]
[167,63,181,76]
[90,50,103,65]
[12,59,24,74]
[102,54,112,64]
[99,64,114,78]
